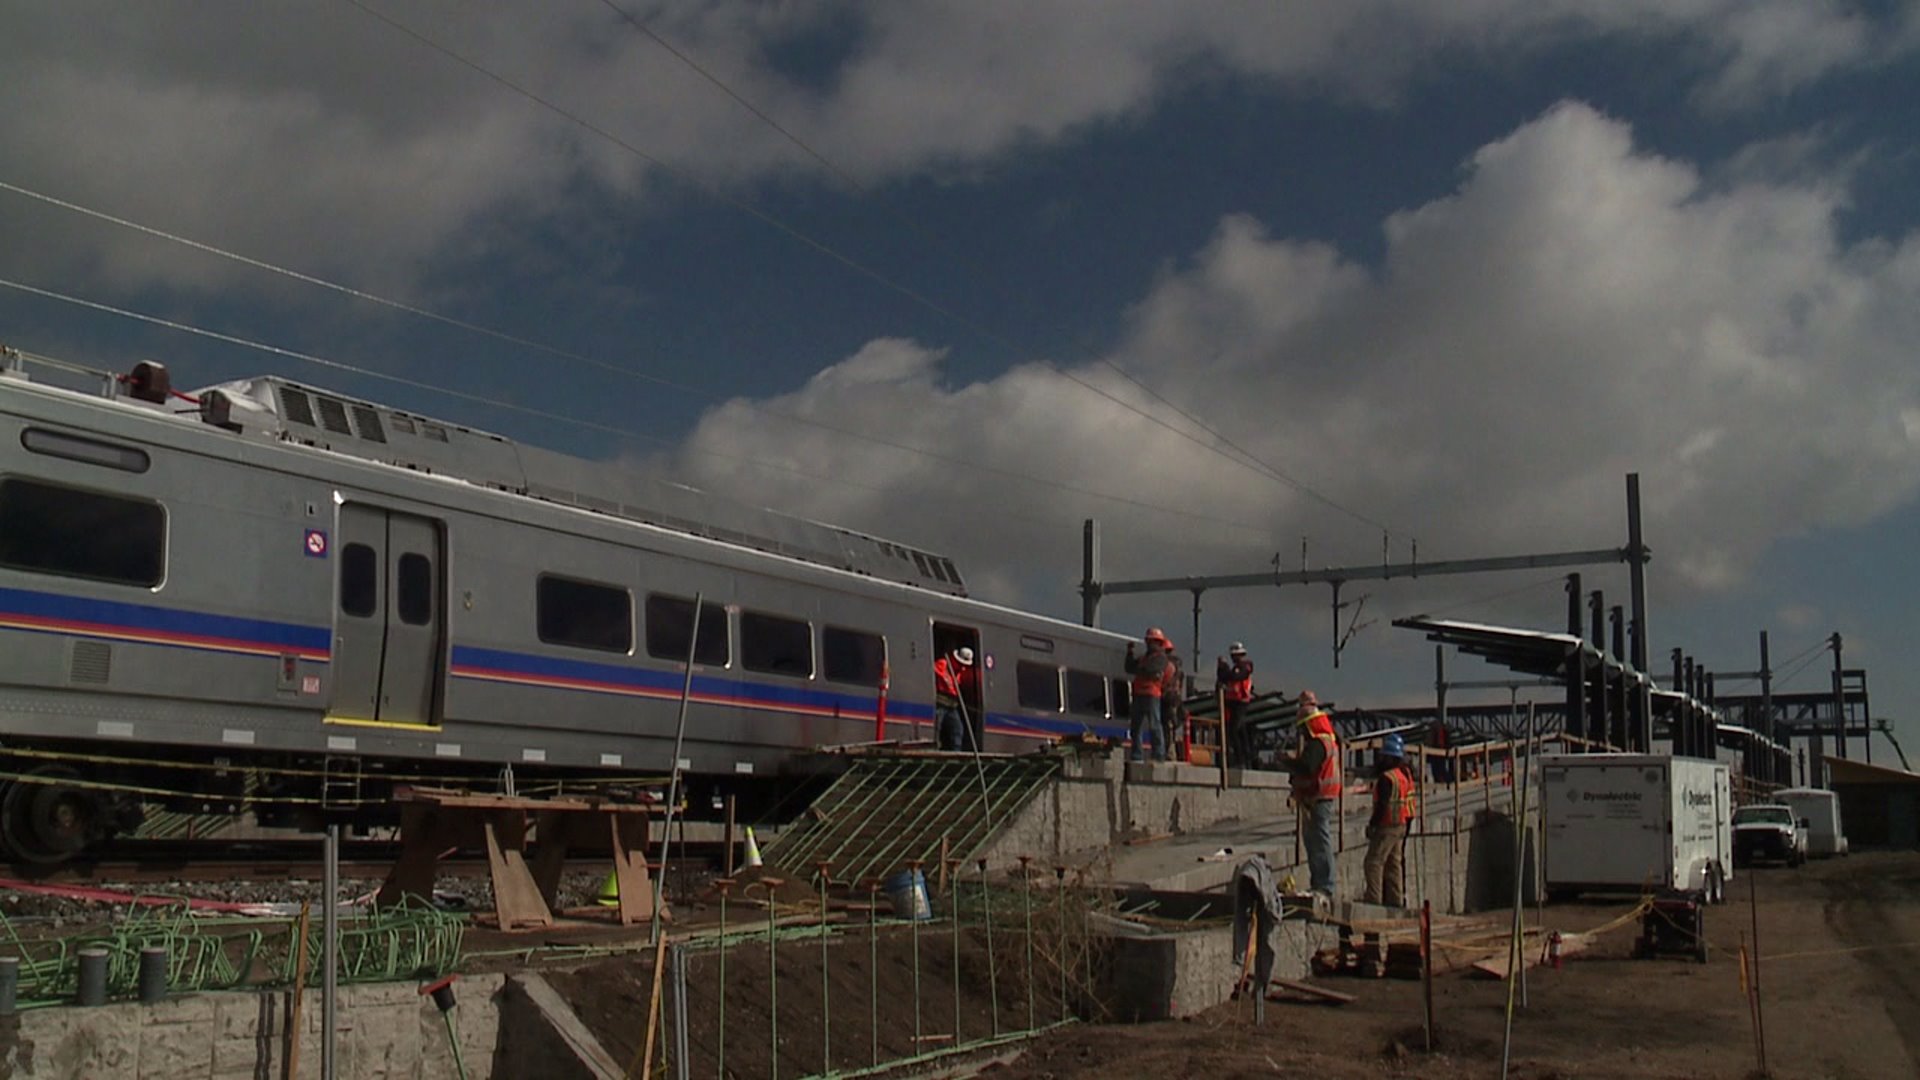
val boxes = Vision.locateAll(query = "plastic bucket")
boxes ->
[884,869,931,920]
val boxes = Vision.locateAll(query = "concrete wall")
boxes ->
[980,751,1296,865]
[0,974,504,1080]
[1096,804,1545,1021]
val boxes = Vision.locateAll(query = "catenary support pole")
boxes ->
[655,592,704,946]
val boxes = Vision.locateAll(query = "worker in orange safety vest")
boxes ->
[1363,733,1418,908]
[1215,643,1255,767]
[1285,691,1341,904]
[934,646,979,751]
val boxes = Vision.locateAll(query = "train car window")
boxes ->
[22,429,151,474]
[1066,670,1108,717]
[645,594,728,665]
[340,544,378,617]
[741,611,812,677]
[537,575,632,653]
[396,553,433,626]
[1016,661,1063,712]
[821,626,885,686]
[0,478,165,587]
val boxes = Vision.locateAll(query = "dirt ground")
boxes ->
[545,851,1920,1080]
[991,851,1920,1080]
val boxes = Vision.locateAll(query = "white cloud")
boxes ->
[673,102,1920,614]
[0,2,1908,294]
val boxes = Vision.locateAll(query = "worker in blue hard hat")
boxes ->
[1362,732,1417,908]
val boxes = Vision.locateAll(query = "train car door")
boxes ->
[333,504,445,725]
[931,621,983,747]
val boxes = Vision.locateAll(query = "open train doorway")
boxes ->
[931,621,984,750]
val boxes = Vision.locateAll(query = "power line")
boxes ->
[348,0,1398,535]
[0,274,1277,535]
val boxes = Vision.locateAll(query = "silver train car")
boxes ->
[0,346,1134,859]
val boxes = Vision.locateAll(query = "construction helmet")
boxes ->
[1145,627,1168,645]
[1229,642,1246,655]
[1380,733,1405,759]
[954,646,975,666]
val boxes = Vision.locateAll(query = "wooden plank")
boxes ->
[1470,932,1588,979]
[1267,978,1356,1005]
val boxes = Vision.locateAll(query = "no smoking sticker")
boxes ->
[304,529,328,558]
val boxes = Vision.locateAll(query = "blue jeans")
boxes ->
[1306,798,1337,897]
[937,703,970,751]
[1129,696,1164,761]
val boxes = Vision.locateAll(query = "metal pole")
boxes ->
[655,591,704,945]
[1626,473,1652,752]
[1758,633,1773,781]
[1079,519,1101,628]
[1565,575,1583,747]
[323,825,339,1080]
[1830,633,1846,765]
[672,944,690,1080]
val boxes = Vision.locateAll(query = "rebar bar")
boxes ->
[816,863,832,1073]
[1054,867,1068,1022]
[715,879,731,1080]
[768,891,780,1080]
[865,879,880,1069]
[978,860,999,1036]
[908,860,923,1051]
[1019,858,1035,1032]
[948,858,962,1045]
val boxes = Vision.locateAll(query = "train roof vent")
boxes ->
[279,387,316,427]
[315,396,354,435]
[350,405,387,443]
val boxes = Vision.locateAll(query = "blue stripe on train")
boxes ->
[449,644,1126,741]
[0,585,331,655]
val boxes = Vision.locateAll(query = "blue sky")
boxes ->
[4,2,1920,766]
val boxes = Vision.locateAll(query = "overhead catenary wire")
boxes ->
[591,0,1401,538]
[335,0,1400,538]
[0,275,1275,536]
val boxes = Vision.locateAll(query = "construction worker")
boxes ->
[1364,734,1418,908]
[1163,650,1188,761]
[1124,628,1172,762]
[934,646,978,751]
[1285,691,1340,904]
[1216,643,1255,767]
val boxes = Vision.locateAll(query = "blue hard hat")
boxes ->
[1380,733,1405,758]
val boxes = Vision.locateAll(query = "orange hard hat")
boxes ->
[1145,627,1168,644]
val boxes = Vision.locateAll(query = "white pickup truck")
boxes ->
[1732,804,1806,867]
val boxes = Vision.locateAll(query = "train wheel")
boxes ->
[1,768,94,864]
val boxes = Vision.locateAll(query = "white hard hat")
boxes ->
[954,647,975,665]
[1229,642,1246,654]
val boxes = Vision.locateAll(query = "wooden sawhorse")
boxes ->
[376,787,657,930]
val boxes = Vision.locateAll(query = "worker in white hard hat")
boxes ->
[1123,627,1172,762]
[934,646,979,751]
[1285,691,1341,904]
[1215,642,1255,767]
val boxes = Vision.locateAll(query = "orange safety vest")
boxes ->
[1298,716,1341,801]
[934,657,972,704]
[1130,649,1166,698]
[1382,765,1417,826]
[1221,660,1253,703]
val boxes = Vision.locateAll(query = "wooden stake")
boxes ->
[286,901,312,1080]
[1421,900,1434,1052]
[628,930,671,1080]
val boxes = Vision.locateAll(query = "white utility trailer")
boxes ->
[1773,787,1850,857]
[1541,753,1733,902]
